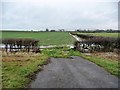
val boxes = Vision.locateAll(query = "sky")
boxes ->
[1,0,119,31]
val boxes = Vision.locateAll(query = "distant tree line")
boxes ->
[75,29,120,33]
[45,29,65,32]
[2,29,120,32]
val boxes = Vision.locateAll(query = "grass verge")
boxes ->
[78,52,119,77]
[42,47,81,58]
[2,52,49,88]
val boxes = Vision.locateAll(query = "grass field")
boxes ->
[2,31,75,45]
[77,33,119,37]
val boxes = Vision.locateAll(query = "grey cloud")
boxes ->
[1,0,118,30]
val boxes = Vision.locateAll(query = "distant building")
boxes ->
[58,29,65,32]
[50,30,56,32]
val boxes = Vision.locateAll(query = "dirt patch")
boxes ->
[83,51,118,61]
[2,51,40,62]
[91,52,119,61]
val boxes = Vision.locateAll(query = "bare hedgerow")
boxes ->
[2,38,40,53]
[73,34,120,52]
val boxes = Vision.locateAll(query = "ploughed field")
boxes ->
[2,31,75,45]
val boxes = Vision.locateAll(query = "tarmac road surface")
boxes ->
[28,56,118,88]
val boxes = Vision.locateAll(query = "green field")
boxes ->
[2,31,75,45]
[77,33,119,37]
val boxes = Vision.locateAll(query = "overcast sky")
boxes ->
[1,0,119,30]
